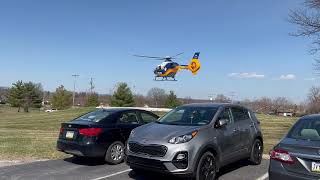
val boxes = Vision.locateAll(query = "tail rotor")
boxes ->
[188,52,201,75]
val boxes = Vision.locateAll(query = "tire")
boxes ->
[249,139,263,165]
[196,152,217,180]
[105,141,125,164]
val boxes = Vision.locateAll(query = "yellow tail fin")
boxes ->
[188,52,201,75]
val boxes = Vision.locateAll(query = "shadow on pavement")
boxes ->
[63,156,107,166]
[128,170,185,180]
[126,159,252,180]
[217,159,252,179]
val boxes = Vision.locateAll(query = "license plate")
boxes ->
[66,131,74,139]
[311,162,320,173]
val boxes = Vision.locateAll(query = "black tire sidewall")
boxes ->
[196,152,216,180]
[105,141,125,164]
[250,139,263,165]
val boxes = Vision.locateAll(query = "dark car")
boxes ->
[269,114,320,179]
[57,108,159,164]
[125,103,263,179]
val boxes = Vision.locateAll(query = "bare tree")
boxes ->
[213,94,231,103]
[289,0,320,72]
[134,94,148,107]
[272,97,293,114]
[0,87,9,103]
[147,88,167,108]
[307,86,320,113]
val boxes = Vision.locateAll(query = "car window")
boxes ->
[158,106,218,126]
[118,111,139,124]
[231,107,250,121]
[140,112,158,123]
[73,109,112,122]
[288,118,320,141]
[218,108,233,124]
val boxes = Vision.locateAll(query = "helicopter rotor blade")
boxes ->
[132,54,163,59]
[171,52,184,58]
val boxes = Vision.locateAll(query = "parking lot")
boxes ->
[0,157,269,180]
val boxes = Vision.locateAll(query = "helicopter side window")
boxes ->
[165,63,174,69]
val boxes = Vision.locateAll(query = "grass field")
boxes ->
[0,105,297,160]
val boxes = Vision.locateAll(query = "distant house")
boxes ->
[277,111,294,117]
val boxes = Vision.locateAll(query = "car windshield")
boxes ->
[74,109,112,122]
[157,106,218,126]
[287,118,320,141]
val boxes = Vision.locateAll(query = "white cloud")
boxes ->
[228,72,265,79]
[279,74,296,80]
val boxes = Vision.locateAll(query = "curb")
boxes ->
[262,154,270,160]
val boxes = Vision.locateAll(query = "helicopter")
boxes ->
[133,52,201,81]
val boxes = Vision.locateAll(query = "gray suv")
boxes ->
[125,103,263,179]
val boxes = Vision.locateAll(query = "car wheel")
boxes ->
[196,152,217,180]
[105,141,125,164]
[249,139,263,165]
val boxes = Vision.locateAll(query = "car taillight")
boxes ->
[79,128,103,137]
[270,149,295,164]
[60,127,64,134]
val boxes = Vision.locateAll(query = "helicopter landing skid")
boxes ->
[154,77,177,81]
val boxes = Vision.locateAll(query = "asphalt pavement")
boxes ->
[0,157,269,180]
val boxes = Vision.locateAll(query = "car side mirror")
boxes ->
[215,119,228,128]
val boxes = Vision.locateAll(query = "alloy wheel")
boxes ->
[110,144,124,161]
[253,140,263,163]
[199,154,216,180]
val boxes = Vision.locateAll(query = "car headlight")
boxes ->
[168,131,198,144]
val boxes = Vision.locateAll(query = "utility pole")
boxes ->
[89,77,94,94]
[72,74,79,107]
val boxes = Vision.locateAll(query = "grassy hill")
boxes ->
[0,105,297,160]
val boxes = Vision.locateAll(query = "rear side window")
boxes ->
[231,107,250,121]
[288,118,320,141]
[118,111,139,124]
[140,112,158,123]
[218,108,233,124]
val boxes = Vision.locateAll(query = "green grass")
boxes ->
[257,114,297,153]
[0,105,297,160]
[0,105,95,160]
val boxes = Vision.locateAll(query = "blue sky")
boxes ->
[0,0,318,102]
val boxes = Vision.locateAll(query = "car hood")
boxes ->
[132,122,201,141]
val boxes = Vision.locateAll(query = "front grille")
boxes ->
[128,142,167,157]
[126,155,167,170]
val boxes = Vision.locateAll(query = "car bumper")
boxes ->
[269,160,319,180]
[125,155,193,177]
[56,139,107,158]
[125,141,196,177]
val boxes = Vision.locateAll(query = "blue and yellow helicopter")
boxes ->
[133,52,201,81]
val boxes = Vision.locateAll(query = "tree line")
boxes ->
[2,81,182,112]
[2,80,320,115]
